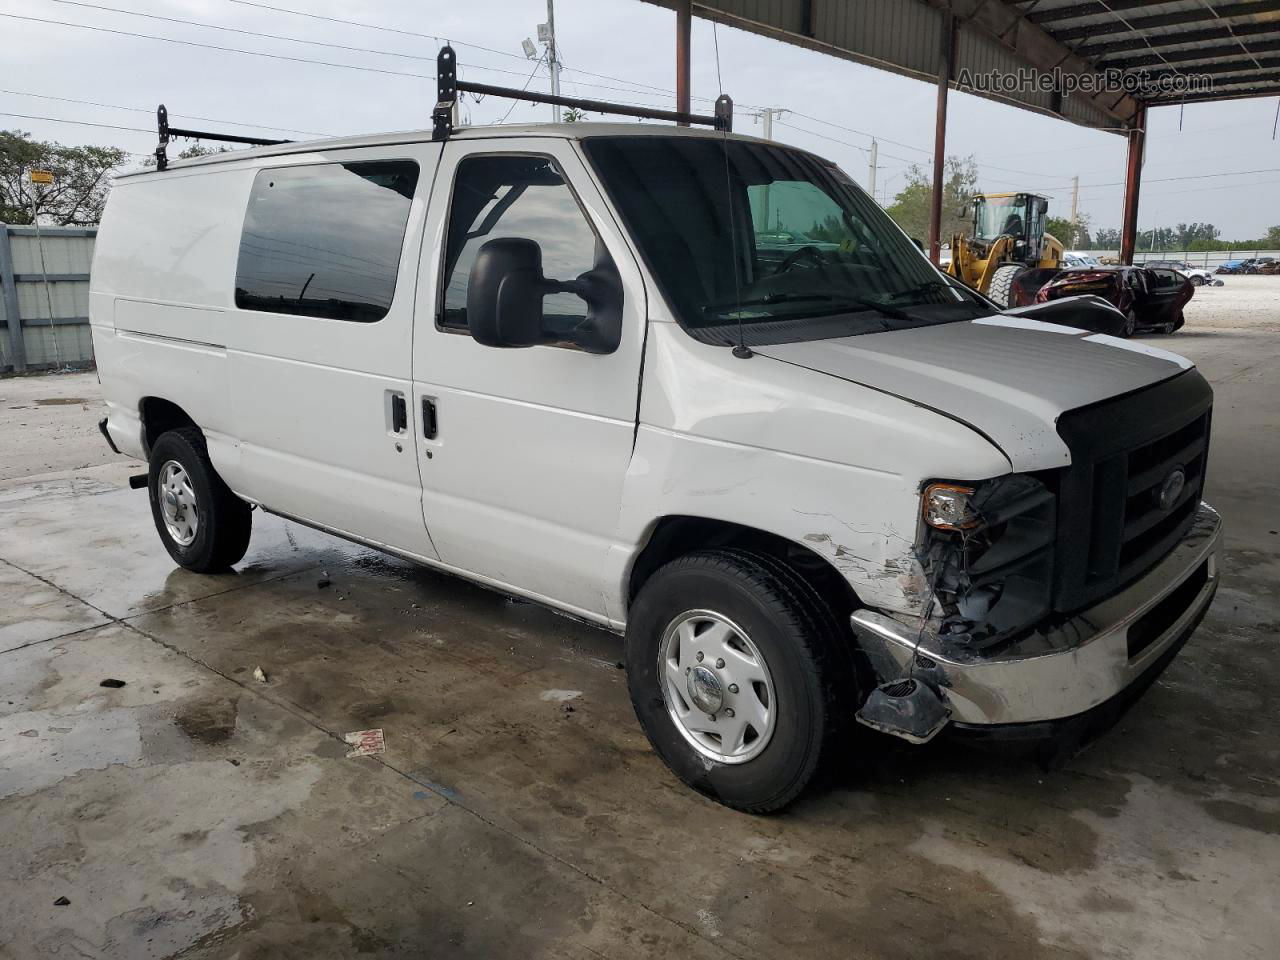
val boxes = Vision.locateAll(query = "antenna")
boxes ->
[711,24,750,359]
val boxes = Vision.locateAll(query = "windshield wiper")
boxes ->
[702,293,834,313]
[703,292,917,321]
[889,278,992,310]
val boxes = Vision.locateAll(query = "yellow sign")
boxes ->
[30,169,54,185]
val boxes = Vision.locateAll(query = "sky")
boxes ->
[2,0,1278,240]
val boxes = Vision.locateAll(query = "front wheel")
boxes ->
[986,263,1024,309]
[625,549,849,813]
[1120,309,1137,338]
[148,427,252,573]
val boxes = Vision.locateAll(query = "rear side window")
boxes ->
[235,160,419,323]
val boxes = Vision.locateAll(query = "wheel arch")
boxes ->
[627,515,861,623]
[139,396,199,457]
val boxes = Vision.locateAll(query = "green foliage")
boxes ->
[884,156,979,244]
[142,143,229,168]
[1046,213,1091,249]
[0,129,128,225]
[561,108,588,123]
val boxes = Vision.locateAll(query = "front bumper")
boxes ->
[850,502,1222,726]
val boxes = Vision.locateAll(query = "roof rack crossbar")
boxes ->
[431,45,732,141]
[155,104,291,171]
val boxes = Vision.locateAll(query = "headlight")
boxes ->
[922,482,978,530]
[918,475,1057,649]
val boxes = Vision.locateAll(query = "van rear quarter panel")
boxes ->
[91,166,254,473]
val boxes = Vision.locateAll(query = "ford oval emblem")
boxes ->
[1156,467,1186,512]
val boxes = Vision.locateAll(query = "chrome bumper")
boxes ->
[850,503,1223,726]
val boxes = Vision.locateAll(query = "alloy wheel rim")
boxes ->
[158,460,199,546]
[658,609,777,764]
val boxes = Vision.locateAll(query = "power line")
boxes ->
[0,111,152,135]
[0,88,335,138]
[219,0,734,106]
[1,13,437,80]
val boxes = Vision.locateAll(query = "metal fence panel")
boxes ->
[0,223,97,373]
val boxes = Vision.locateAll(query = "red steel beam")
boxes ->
[1119,106,1147,265]
[929,15,957,264]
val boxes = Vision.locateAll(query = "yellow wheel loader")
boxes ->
[946,193,1064,307]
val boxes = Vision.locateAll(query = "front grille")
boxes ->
[1053,371,1213,613]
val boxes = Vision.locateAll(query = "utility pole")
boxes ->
[1069,175,1079,249]
[541,0,561,122]
[868,139,878,199]
[754,108,786,230]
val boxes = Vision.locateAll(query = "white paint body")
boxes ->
[90,124,1195,632]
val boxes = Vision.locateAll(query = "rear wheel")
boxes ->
[986,263,1024,309]
[148,428,252,572]
[625,548,850,813]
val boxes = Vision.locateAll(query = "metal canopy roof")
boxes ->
[1021,0,1280,106]
[642,1,1280,132]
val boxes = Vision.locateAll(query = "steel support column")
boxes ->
[0,224,27,373]
[1119,106,1147,265]
[928,16,957,264]
[675,0,692,124]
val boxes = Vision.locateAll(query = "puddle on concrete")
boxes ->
[174,697,241,745]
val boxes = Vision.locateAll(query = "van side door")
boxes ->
[226,144,441,559]
[412,138,647,622]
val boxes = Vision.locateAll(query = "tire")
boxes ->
[1120,309,1137,338]
[1190,275,1204,286]
[625,548,851,813]
[986,263,1024,309]
[148,427,252,573]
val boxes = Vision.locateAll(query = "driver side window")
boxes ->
[440,154,602,334]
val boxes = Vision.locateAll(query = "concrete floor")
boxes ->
[2,281,1279,959]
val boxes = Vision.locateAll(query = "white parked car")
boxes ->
[91,116,1221,811]
[1143,259,1220,286]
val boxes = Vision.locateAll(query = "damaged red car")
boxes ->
[1010,267,1193,337]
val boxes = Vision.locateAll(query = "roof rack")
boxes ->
[155,105,290,171]
[431,46,732,141]
[153,46,732,170]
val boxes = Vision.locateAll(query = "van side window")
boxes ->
[235,161,419,323]
[440,155,603,333]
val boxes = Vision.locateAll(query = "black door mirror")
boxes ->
[466,237,623,354]
[466,238,548,348]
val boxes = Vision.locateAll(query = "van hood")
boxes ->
[754,315,1193,471]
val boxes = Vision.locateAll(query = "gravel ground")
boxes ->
[1180,274,1280,332]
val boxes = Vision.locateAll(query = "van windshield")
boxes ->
[582,136,987,344]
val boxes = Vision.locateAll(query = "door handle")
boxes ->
[422,397,438,439]
[391,394,407,433]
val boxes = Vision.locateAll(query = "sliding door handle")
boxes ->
[422,397,438,439]
[390,394,407,433]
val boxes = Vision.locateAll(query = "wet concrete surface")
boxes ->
[2,311,1279,958]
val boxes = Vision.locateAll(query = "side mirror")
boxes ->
[466,238,548,348]
[466,237,623,354]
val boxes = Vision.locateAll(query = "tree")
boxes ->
[1265,225,1280,248]
[561,108,588,123]
[885,156,979,244]
[0,130,128,225]
[1094,227,1121,250]
[142,143,229,168]
[1047,213,1091,250]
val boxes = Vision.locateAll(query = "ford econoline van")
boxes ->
[91,119,1220,812]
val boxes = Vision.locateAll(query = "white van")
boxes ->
[91,119,1221,812]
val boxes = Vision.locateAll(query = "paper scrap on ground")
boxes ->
[344,728,385,758]
[539,689,582,702]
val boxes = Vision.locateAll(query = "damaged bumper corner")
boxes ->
[850,503,1223,728]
